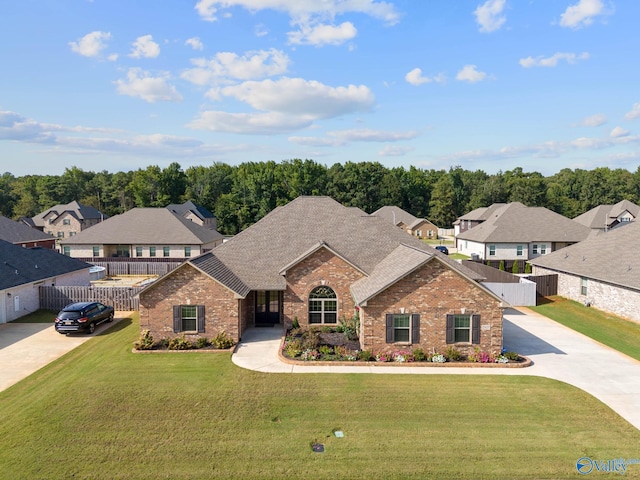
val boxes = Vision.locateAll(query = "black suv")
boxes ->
[55,302,114,334]
[435,245,449,255]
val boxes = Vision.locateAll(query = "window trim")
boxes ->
[135,246,143,257]
[149,246,156,257]
[163,246,170,257]
[184,246,191,257]
[173,305,205,333]
[581,277,588,296]
[489,245,496,256]
[516,245,523,256]
[385,313,420,344]
[532,244,538,255]
[92,246,100,257]
[308,286,338,324]
[446,313,480,345]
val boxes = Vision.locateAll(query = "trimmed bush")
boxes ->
[134,330,155,350]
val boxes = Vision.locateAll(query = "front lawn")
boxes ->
[531,296,640,362]
[0,312,639,479]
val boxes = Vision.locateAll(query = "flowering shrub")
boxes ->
[375,352,392,362]
[430,353,446,363]
[301,349,318,361]
[393,350,414,363]
[496,355,509,363]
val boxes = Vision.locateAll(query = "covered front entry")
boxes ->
[255,291,281,325]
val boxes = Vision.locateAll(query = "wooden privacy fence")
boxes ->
[73,260,182,276]
[524,274,558,297]
[40,286,143,311]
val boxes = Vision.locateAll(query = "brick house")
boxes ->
[25,201,107,241]
[138,197,506,356]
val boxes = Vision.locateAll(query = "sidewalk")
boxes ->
[232,308,640,430]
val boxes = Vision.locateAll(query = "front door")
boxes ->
[255,291,280,325]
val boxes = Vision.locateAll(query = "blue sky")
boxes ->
[1,0,638,177]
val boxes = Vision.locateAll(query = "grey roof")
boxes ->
[0,215,54,244]
[0,239,90,290]
[371,206,437,230]
[59,208,223,245]
[573,200,640,229]
[456,202,591,243]
[530,220,640,291]
[166,201,215,221]
[190,254,250,297]
[351,244,432,305]
[457,203,507,222]
[31,201,107,227]
[184,196,484,297]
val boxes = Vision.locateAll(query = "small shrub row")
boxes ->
[133,330,236,351]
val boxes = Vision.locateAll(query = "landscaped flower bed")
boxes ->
[282,326,526,366]
[133,329,236,352]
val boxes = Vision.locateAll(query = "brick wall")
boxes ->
[139,264,240,342]
[361,260,503,356]
[283,247,364,329]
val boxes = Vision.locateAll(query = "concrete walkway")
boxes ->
[232,308,640,430]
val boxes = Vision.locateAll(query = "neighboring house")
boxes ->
[371,206,439,239]
[573,199,640,231]
[453,203,506,237]
[455,202,591,261]
[0,239,90,323]
[138,196,506,356]
[24,201,107,240]
[59,208,224,259]
[166,201,218,231]
[530,221,640,323]
[0,215,56,249]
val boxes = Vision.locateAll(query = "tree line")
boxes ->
[1,161,638,235]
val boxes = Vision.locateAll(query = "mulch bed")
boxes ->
[318,332,360,351]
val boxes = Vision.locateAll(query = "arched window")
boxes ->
[308,286,337,324]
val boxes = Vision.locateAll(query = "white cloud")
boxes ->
[559,0,610,29]
[194,0,398,46]
[519,52,589,68]
[474,0,507,33]
[129,35,160,58]
[114,68,182,103]
[194,0,400,25]
[624,102,640,120]
[188,77,375,134]
[255,24,269,37]
[288,21,357,46]
[185,37,204,50]
[107,53,119,62]
[582,114,607,127]
[69,31,112,58]
[289,128,417,146]
[405,68,446,86]
[181,49,290,86]
[220,77,374,118]
[610,126,629,138]
[378,145,413,156]
[456,65,487,83]
[187,111,314,134]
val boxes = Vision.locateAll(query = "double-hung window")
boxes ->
[517,245,523,256]
[163,246,170,257]
[446,314,480,344]
[136,246,143,257]
[150,246,156,257]
[173,305,205,333]
[92,246,100,257]
[581,277,588,296]
[532,244,538,254]
[489,245,496,256]
[385,313,420,344]
[308,286,337,324]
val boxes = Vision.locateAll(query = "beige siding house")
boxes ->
[573,199,640,231]
[59,208,224,259]
[455,202,592,260]
[530,221,640,323]
[0,239,90,323]
[138,197,506,356]
[372,206,439,239]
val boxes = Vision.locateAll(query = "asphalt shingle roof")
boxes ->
[0,239,90,290]
[573,200,640,229]
[31,200,106,227]
[530,221,640,290]
[456,202,591,243]
[0,216,54,244]
[166,201,215,221]
[190,196,484,296]
[59,208,223,245]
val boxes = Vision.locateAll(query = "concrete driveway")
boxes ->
[233,308,640,430]
[0,316,124,392]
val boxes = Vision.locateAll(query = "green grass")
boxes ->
[422,238,453,246]
[0,312,639,479]
[531,296,640,362]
